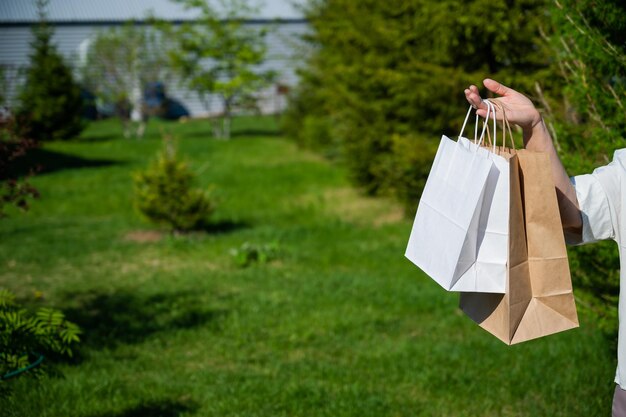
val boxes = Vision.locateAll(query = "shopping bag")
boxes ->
[454,101,509,293]
[405,106,497,291]
[460,105,579,344]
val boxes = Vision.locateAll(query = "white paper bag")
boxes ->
[453,138,508,293]
[405,105,497,291]
[454,101,509,293]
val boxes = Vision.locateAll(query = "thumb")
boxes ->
[483,78,511,96]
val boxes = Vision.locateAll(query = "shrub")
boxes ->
[229,241,280,268]
[385,134,439,214]
[133,136,215,232]
[0,289,80,398]
[15,1,84,141]
[0,113,39,218]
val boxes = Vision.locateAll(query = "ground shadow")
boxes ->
[61,289,228,352]
[200,219,250,235]
[9,147,121,178]
[77,132,120,143]
[182,126,281,140]
[178,128,214,140]
[229,128,282,138]
[86,399,198,417]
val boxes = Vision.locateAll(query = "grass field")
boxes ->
[0,116,616,416]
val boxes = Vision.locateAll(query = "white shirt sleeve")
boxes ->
[569,150,626,244]
[570,174,615,244]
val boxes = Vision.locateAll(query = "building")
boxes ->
[0,0,309,117]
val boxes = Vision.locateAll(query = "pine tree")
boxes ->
[16,0,84,141]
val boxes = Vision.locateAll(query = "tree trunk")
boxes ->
[223,96,232,140]
[211,118,222,139]
[223,115,231,140]
[129,72,143,139]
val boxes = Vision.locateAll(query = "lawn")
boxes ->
[0,116,616,416]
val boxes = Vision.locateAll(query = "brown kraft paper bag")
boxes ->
[460,147,579,344]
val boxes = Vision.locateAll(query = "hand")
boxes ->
[464,79,542,134]
[466,79,582,232]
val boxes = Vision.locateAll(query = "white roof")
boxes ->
[0,0,305,23]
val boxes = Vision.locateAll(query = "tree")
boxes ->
[284,0,549,210]
[160,0,275,139]
[81,24,169,138]
[15,0,84,142]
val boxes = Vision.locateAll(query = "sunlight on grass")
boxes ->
[0,116,615,416]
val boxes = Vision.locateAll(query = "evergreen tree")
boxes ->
[133,133,216,233]
[284,0,549,210]
[16,0,84,141]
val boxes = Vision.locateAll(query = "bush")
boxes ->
[133,136,215,233]
[0,289,80,398]
[0,113,39,217]
[385,134,439,214]
[15,2,84,141]
[229,241,280,268]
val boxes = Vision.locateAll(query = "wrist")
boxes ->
[521,111,542,137]
[522,115,553,152]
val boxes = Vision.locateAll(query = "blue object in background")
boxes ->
[144,81,190,120]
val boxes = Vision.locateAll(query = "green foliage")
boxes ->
[15,0,84,141]
[385,134,439,215]
[284,0,548,206]
[0,289,80,397]
[230,241,280,267]
[546,0,626,339]
[0,66,7,108]
[547,0,625,171]
[158,0,275,139]
[0,114,39,218]
[133,135,215,232]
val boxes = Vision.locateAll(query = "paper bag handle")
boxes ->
[484,99,515,150]
[458,104,491,148]
[482,100,498,152]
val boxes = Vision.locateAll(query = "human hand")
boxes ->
[464,79,542,134]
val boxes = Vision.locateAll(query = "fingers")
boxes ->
[475,109,488,118]
[464,86,489,114]
[483,78,511,96]
[465,83,507,119]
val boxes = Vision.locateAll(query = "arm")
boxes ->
[464,79,582,235]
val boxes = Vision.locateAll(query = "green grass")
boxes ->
[0,116,616,416]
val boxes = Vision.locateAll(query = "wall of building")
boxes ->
[0,21,309,117]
